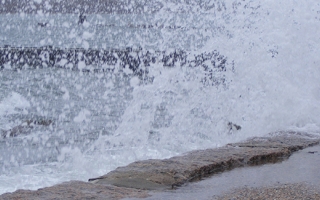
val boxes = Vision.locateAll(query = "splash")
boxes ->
[0,0,320,195]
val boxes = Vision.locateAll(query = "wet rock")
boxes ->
[1,123,33,138]
[1,118,53,139]
[0,132,319,199]
[227,122,241,134]
[37,22,48,27]
[78,13,87,25]
[0,181,149,200]
[89,132,320,190]
[25,118,53,126]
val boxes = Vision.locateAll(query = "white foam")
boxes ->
[0,92,30,116]
[1,0,320,195]
[0,92,30,129]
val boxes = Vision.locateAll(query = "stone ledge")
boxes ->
[0,181,149,200]
[89,132,319,190]
[1,131,319,200]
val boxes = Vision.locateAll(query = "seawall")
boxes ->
[0,131,319,200]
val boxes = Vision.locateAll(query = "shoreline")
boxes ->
[0,131,319,199]
[145,144,320,200]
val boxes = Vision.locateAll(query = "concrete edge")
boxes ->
[89,131,320,190]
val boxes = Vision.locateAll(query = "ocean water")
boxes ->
[0,0,320,194]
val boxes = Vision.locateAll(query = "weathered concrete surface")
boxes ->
[89,132,320,190]
[0,131,319,199]
[143,144,320,200]
[0,181,149,200]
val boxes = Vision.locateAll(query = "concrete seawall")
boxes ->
[0,131,319,200]
[0,0,164,14]
[0,46,230,86]
[0,0,216,14]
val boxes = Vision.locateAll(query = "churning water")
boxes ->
[0,0,320,194]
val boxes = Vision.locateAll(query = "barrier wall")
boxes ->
[0,46,231,86]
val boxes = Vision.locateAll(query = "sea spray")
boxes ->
[0,0,320,195]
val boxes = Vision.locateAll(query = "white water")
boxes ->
[1,0,320,194]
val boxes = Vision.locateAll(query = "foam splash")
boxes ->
[0,0,320,195]
[0,92,30,129]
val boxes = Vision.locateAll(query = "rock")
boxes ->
[1,118,53,139]
[227,122,241,134]
[78,13,86,25]
[0,131,319,199]
[25,119,53,126]
[89,132,320,190]
[1,123,33,138]
[37,22,48,27]
[0,181,149,200]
